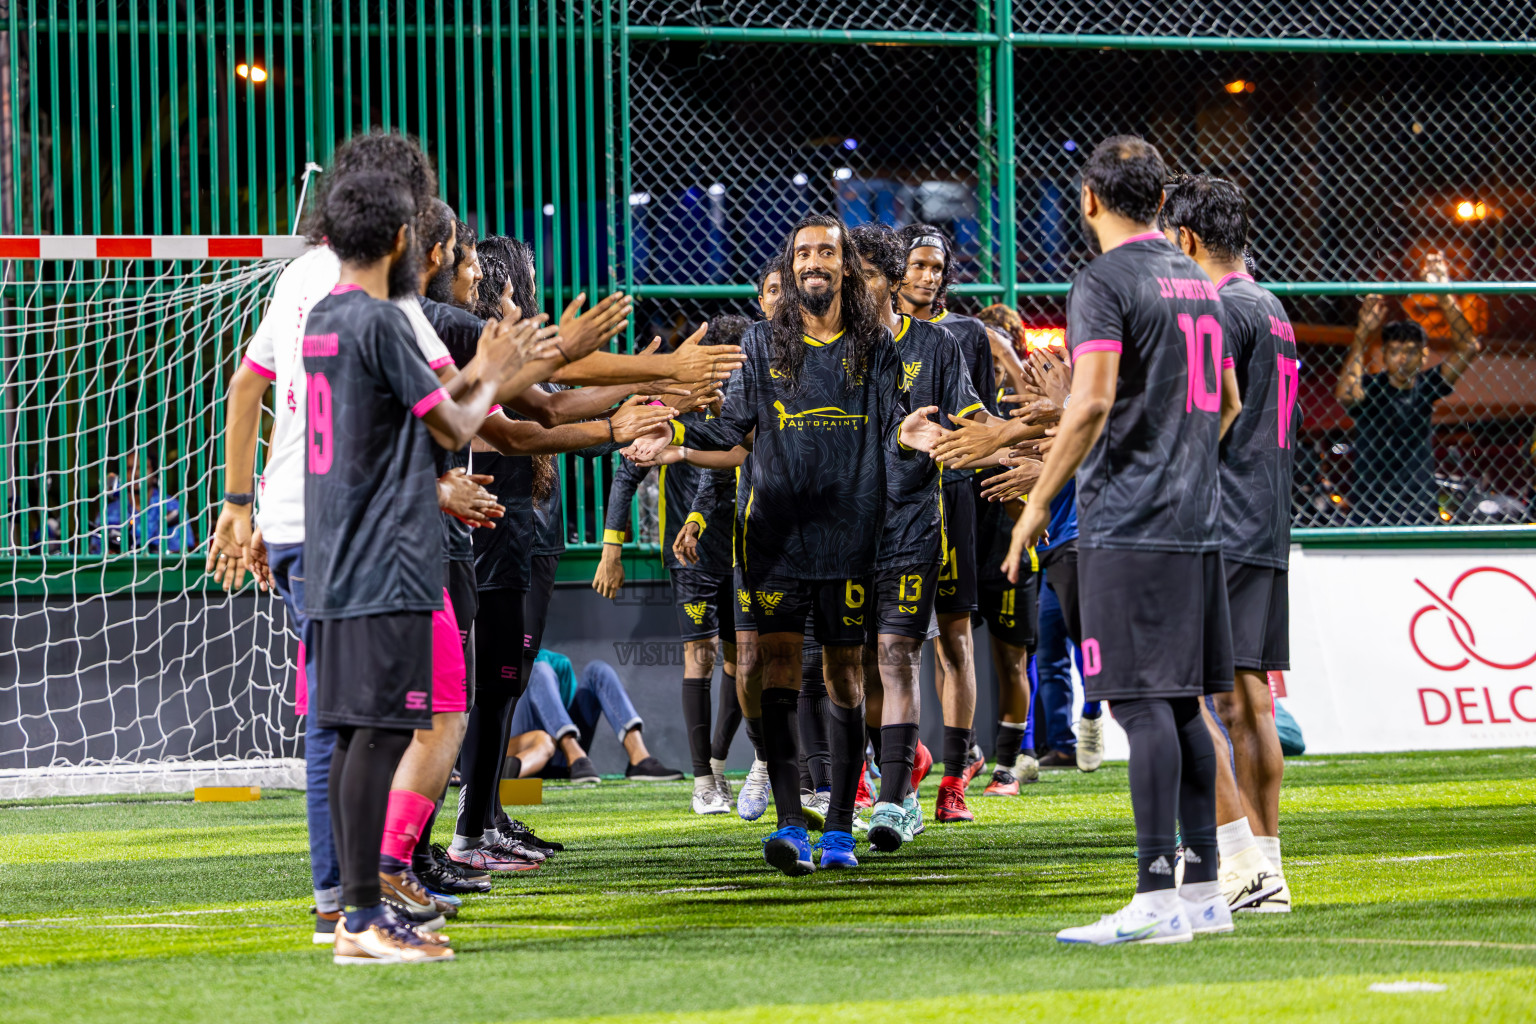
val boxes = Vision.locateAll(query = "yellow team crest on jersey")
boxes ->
[901,360,923,391]
[774,400,866,431]
[756,590,784,611]
[737,589,752,612]
[684,600,707,624]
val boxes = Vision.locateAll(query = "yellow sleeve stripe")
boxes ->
[603,529,627,545]
[669,420,686,445]
[953,401,983,420]
[685,512,708,535]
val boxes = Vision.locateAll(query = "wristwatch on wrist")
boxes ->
[224,491,254,507]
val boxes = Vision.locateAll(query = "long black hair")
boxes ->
[768,213,882,393]
[304,131,436,245]
[473,235,538,321]
[897,222,956,315]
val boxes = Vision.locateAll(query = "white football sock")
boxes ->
[1254,835,1283,874]
[1216,816,1257,859]
[449,833,481,853]
[709,756,728,777]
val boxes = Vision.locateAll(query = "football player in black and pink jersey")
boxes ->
[1160,174,1296,915]
[1003,136,1238,946]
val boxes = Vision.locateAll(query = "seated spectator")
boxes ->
[507,651,683,785]
[1335,252,1481,525]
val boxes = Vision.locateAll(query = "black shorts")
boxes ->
[312,612,435,730]
[474,587,527,698]
[873,563,940,641]
[524,553,559,657]
[1077,547,1234,702]
[1040,540,1082,644]
[446,560,478,707]
[746,572,869,647]
[935,478,978,615]
[1225,561,1290,672]
[731,569,756,633]
[671,567,734,642]
[979,572,1039,650]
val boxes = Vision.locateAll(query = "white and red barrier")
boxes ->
[0,235,309,260]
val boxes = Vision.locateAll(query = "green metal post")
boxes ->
[975,1,994,287]
[995,0,1015,309]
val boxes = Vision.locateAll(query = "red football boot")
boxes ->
[910,739,934,791]
[934,777,975,822]
[855,761,874,809]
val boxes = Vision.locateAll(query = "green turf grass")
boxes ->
[2,749,1534,1023]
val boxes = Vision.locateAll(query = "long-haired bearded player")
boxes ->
[626,214,936,875]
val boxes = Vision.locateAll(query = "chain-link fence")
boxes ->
[623,8,1536,532]
[3,1,1534,584]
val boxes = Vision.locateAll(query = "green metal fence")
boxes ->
[3,1,1535,594]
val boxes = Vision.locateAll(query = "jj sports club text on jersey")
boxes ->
[1064,231,1224,553]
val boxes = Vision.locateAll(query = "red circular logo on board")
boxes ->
[1409,567,1536,672]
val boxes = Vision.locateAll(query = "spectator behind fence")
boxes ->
[1334,252,1482,525]
[505,651,684,785]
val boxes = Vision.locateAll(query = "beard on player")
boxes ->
[766,213,884,394]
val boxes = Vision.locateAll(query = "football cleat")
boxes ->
[1076,715,1105,772]
[910,740,934,790]
[1220,846,1285,911]
[959,745,988,789]
[815,830,859,870]
[854,762,875,809]
[1181,893,1235,935]
[902,790,925,838]
[692,774,730,815]
[1056,901,1192,946]
[800,789,830,831]
[737,760,771,821]
[1015,753,1041,783]
[935,779,975,822]
[762,826,815,876]
[984,768,1020,797]
[1238,876,1292,913]
[333,912,455,964]
[866,802,906,853]
[447,843,540,874]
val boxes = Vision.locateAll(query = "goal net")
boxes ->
[0,236,309,798]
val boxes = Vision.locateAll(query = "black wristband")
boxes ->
[224,491,254,507]
[607,417,616,442]
[556,341,572,365]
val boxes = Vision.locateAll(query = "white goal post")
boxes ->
[1,236,310,798]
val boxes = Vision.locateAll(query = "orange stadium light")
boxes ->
[1023,327,1066,354]
[236,63,268,83]
[1225,79,1254,94]
[1454,200,1487,221]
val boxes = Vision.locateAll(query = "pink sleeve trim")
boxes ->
[242,356,277,381]
[1222,356,1236,369]
[487,405,502,417]
[328,283,364,296]
[412,387,451,418]
[429,355,454,370]
[1073,339,1123,357]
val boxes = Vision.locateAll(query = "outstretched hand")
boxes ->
[929,413,1008,468]
[609,395,677,445]
[979,458,1044,503]
[558,291,633,363]
[666,322,746,384]
[1002,499,1049,584]
[897,405,944,453]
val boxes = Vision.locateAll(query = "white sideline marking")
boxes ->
[0,907,256,928]
[3,800,190,811]
[654,885,742,894]
[1369,981,1449,994]
[1377,853,1468,863]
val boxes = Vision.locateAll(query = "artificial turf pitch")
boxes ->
[3,749,1534,1023]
